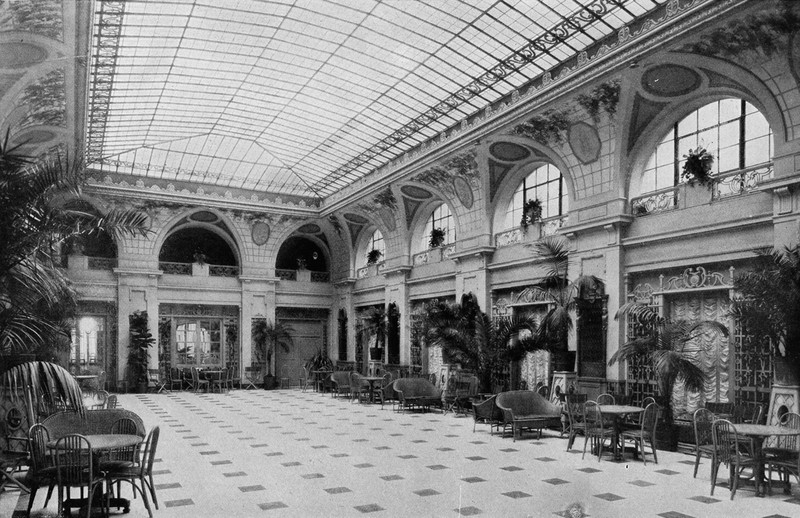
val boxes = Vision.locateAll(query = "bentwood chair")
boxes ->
[167,367,183,391]
[692,408,716,478]
[596,393,615,405]
[191,367,209,393]
[210,368,228,393]
[565,393,588,451]
[620,402,659,465]
[582,401,614,462]
[767,413,800,494]
[710,419,760,499]
[106,426,160,518]
[24,424,57,518]
[54,434,106,518]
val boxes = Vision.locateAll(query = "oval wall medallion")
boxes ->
[399,185,432,199]
[452,176,474,208]
[489,142,531,162]
[642,64,701,97]
[298,223,321,234]
[251,221,270,246]
[343,212,369,224]
[189,210,218,223]
[568,122,601,164]
[0,42,47,69]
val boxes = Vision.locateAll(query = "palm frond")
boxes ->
[0,361,85,418]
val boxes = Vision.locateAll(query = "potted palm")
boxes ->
[681,146,715,188]
[252,319,294,389]
[730,245,800,386]
[425,292,541,392]
[609,302,728,450]
[128,311,154,393]
[526,235,603,373]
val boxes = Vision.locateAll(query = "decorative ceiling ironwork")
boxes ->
[86,0,665,200]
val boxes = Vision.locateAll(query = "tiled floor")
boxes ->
[3,389,800,517]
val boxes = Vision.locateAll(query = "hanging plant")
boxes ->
[520,198,543,230]
[366,248,382,265]
[681,3,800,59]
[429,227,446,248]
[512,109,570,145]
[576,81,620,121]
[681,146,715,188]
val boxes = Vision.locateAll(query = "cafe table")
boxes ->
[731,423,800,497]
[360,376,384,403]
[48,434,143,514]
[598,404,645,461]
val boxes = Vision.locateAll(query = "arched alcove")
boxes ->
[159,227,237,265]
[275,236,328,272]
[60,199,117,266]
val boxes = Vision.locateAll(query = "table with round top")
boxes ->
[729,423,800,497]
[598,405,646,461]
[48,434,143,514]
[312,370,333,392]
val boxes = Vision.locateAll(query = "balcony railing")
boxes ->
[630,185,679,216]
[209,265,239,277]
[712,164,773,200]
[357,262,386,279]
[159,261,191,275]
[87,257,117,270]
[276,269,330,282]
[494,215,568,247]
[412,243,456,266]
[276,269,297,281]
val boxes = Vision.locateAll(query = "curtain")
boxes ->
[669,293,730,417]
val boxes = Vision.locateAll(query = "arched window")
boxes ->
[360,229,385,267]
[639,99,773,194]
[504,164,568,230]
[421,203,455,250]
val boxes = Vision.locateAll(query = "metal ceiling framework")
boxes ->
[86,0,664,201]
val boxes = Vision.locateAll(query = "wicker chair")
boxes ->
[596,393,615,405]
[767,412,800,494]
[349,372,370,403]
[472,395,503,434]
[330,371,351,398]
[692,407,716,478]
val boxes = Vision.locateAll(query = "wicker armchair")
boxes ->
[472,395,503,434]
[330,371,351,399]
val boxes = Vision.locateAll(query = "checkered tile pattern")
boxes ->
[5,389,800,517]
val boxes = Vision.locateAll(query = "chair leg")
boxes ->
[730,464,739,500]
[148,472,159,509]
[582,434,590,460]
[710,459,719,496]
[693,449,701,478]
[26,485,37,517]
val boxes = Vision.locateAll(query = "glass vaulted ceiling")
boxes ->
[86,0,663,200]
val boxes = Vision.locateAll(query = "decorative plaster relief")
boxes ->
[627,94,670,153]
[452,176,473,209]
[567,122,601,164]
[251,221,270,246]
[18,68,66,129]
[489,142,531,162]
[0,0,64,40]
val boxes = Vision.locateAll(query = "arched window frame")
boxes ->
[503,163,568,230]
[420,203,455,251]
[357,228,385,269]
[637,98,774,196]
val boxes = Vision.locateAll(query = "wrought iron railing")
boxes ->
[310,271,330,282]
[712,164,773,200]
[276,269,297,281]
[494,215,568,247]
[630,185,679,216]
[209,265,239,277]
[159,261,191,275]
[87,257,117,270]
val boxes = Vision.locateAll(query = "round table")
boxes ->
[48,434,143,514]
[730,424,800,497]
[598,405,645,461]
[361,376,384,403]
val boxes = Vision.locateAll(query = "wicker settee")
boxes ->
[472,395,503,434]
[496,390,562,441]
[392,378,443,413]
[41,409,146,439]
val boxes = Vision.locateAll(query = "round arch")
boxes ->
[353,224,388,271]
[152,208,244,266]
[623,55,786,199]
[408,198,459,256]
[274,234,330,272]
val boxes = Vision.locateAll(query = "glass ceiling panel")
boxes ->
[87,0,666,200]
